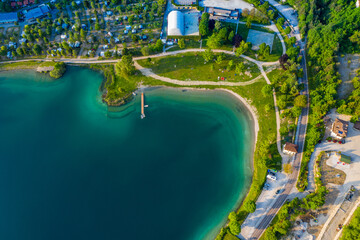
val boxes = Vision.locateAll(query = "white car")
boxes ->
[267,174,277,181]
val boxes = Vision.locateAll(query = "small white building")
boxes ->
[283,142,298,155]
[19,38,27,44]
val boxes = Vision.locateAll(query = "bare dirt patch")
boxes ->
[337,54,360,99]
[320,152,346,186]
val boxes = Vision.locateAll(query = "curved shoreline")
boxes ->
[219,89,259,148]
[140,86,259,240]
[1,65,261,239]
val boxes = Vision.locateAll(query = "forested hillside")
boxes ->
[286,0,360,190]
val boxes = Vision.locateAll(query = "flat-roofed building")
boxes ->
[0,12,18,24]
[206,7,239,20]
[25,5,50,20]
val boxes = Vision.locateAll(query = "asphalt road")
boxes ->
[249,12,310,240]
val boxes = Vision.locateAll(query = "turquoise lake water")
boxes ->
[0,67,254,240]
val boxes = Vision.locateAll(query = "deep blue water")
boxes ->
[0,67,254,240]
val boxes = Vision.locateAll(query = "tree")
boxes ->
[292,106,302,116]
[259,43,270,58]
[49,62,66,79]
[277,17,285,26]
[229,220,241,235]
[95,23,100,31]
[71,1,76,8]
[115,55,135,76]
[128,15,134,25]
[141,46,150,56]
[233,34,243,47]
[199,12,210,36]
[235,62,245,74]
[217,27,228,42]
[202,48,214,62]
[228,211,238,221]
[104,50,112,58]
[235,41,249,56]
[216,52,225,64]
[263,229,277,240]
[349,30,360,45]
[80,29,86,39]
[262,85,273,97]
[131,34,138,42]
[279,54,289,69]
[228,30,235,43]
[72,49,77,57]
[284,26,291,34]
[294,95,307,108]
[227,60,234,71]
[178,39,185,49]
[214,21,222,31]
[0,46,7,56]
[280,126,288,136]
[246,18,251,28]
[154,39,163,52]
[206,33,221,49]
[83,0,90,8]
[244,200,256,213]
[32,44,42,55]
[265,104,272,113]
[278,98,287,109]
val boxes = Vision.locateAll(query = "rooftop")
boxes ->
[284,142,298,153]
[0,12,18,23]
[25,5,50,19]
[340,154,351,164]
[332,118,349,138]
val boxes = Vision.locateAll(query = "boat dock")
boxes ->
[141,92,145,119]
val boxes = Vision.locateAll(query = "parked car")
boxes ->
[267,174,277,181]
[276,189,284,194]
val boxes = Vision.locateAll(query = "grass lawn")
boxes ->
[137,52,261,82]
[0,61,42,70]
[167,39,201,52]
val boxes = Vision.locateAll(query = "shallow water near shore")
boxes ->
[0,67,254,240]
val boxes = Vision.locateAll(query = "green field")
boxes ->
[137,52,261,82]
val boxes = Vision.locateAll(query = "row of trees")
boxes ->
[296,0,360,191]
[216,201,256,240]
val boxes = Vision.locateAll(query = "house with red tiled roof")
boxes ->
[283,142,298,155]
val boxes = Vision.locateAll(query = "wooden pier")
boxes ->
[141,92,145,119]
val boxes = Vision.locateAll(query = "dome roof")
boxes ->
[167,11,184,36]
